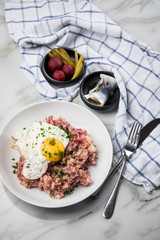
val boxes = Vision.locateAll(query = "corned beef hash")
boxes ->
[12,116,97,199]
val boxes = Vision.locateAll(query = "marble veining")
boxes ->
[0,0,160,240]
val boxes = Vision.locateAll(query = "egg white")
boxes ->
[12,121,69,180]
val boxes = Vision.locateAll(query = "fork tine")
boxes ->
[128,122,137,141]
[128,122,142,145]
[131,122,140,143]
[133,122,142,145]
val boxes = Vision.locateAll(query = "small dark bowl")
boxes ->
[41,48,85,87]
[80,71,120,111]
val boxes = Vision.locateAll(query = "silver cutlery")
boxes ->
[90,154,125,199]
[90,155,125,199]
[91,118,160,200]
[103,121,142,219]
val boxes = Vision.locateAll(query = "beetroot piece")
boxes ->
[48,57,63,72]
[62,64,74,77]
[53,70,66,81]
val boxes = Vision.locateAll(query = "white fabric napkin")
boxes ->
[5,0,160,192]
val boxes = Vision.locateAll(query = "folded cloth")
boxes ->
[5,0,160,192]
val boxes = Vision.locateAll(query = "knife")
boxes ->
[137,118,160,147]
[90,118,160,199]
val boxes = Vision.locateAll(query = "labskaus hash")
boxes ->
[12,116,97,199]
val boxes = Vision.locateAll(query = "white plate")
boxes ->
[0,101,112,208]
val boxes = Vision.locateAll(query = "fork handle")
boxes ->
[90,154,126,199]
[103,157,127,219]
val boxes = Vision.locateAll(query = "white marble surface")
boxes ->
[0,0,160,240]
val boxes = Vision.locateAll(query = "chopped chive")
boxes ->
[49,139,55,145]
[48,152,52,158]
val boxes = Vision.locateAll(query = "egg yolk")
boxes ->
[41,138,65,162]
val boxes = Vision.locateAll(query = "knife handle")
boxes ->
[90,153,126,199]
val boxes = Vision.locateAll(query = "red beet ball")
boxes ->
[53,70,66,81]
[62,64,74,77]
[47,57,63,72]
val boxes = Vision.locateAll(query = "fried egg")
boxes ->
[12,121,69,180]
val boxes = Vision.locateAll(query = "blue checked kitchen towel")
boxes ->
[5,0,160,192]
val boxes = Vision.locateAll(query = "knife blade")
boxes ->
[90,118,160,199]
[137,118,160,147]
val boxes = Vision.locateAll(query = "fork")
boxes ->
[90,153,125,199]
[103,121,142,219]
